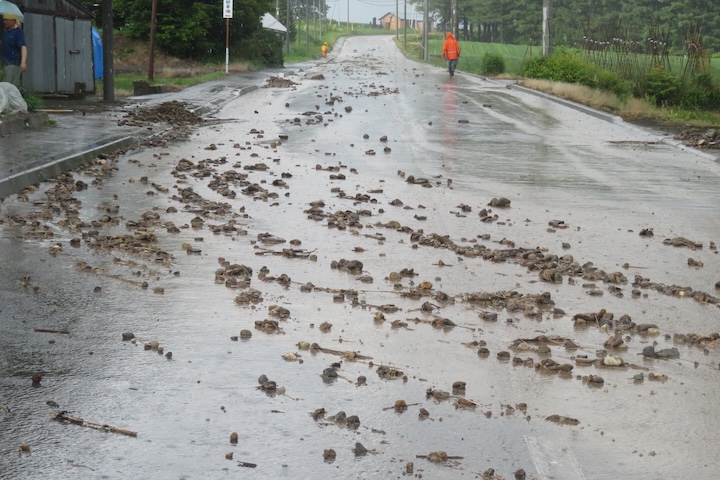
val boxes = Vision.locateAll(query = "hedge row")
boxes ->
[522,50,720,110]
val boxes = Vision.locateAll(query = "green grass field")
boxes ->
[285,26,720,81]
[424,37,719,81]
[428,39,533,75]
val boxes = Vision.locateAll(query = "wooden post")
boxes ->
[305,0,309,51]
[148,0,158,81]
[102,0,114,102]
[422,0,428,61]
[451,0,457,38]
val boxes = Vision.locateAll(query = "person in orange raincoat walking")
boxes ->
[321,42,329,58]
[441,33,460,77]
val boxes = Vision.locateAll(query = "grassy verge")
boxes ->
[521,78,720,127]
[99,69,241,97]
[395,36,718,128]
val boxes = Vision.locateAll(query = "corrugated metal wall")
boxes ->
[55,18,93,92]
[15,0,95,94]
[22,13,54,92]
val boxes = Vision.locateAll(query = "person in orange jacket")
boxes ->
[321,42,329,58]
[441,32,460,77]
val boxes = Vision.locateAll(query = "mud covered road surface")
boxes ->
[2,36,720,479]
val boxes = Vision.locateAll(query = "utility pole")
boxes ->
[102,0,114,102]
[403,0,407,49]
[395,0,398,39]
[451,0,457,38]
[422,0,428,61]
[286,0,290,55]
[347,0,349,32]
[542,0,552,56]
[305,0,309,51]
[148,0,158,80]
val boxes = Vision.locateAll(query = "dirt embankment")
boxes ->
[113,34,213,75]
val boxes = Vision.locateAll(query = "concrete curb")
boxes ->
[0,135,137,200]
[506,82,622,123]
[503,82,720,162]
[190,85,259,116]
[0,82,264,200]
[0,112,49,136]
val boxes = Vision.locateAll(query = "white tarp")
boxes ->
[262,13,287,32]
[0,82,28,114]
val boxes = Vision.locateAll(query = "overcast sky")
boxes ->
[325,0,423,24]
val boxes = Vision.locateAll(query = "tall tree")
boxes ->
[113,0,275,60]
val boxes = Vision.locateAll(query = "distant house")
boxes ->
[11,0,95,94]
[378,12,428,34]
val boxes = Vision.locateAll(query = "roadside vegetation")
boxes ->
[111,27,719,128]
[109,23,396,93]
[76,0,719,129]
[106,19,720,128]
[285,23,396,63]
[393,34,720,128]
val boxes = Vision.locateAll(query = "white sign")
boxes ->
[223,0,233,18]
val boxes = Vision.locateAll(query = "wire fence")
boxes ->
[581,21,710,83]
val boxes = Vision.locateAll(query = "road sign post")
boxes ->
[224,0,233,73]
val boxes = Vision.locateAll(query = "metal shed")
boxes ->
[12,0,95,94]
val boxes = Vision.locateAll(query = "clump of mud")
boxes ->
[263,76,299,88]
[122,101,203,126]
[674,128,720,149]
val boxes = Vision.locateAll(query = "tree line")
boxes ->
[76,0,332,63]
[77,0,718,64]
[419,0,719,53]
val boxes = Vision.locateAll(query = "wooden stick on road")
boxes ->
[51,410,137,437]
[34,328,70,334]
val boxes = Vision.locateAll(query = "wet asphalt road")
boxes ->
[1,35,720,479]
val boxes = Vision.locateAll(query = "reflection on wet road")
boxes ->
[1,35,720,479]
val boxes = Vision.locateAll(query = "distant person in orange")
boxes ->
[321,42,329,58]
[441,33,460,77]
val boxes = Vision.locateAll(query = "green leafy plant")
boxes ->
[481,53,506,76]
[636,66,680,107]
[677,73,720,110]
[680,85,709,110]
[594,69,631,98]
[22,91,44,111]
[523,52,596,86]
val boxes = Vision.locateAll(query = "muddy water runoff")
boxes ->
[2,35,720,479]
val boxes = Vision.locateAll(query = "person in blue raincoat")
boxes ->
[2,14,27,87]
